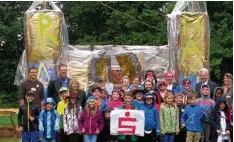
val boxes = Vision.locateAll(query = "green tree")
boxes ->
[0,1,232,107]
[207,1,233,84]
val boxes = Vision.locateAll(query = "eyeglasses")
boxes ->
[183,82,190,85]
[159,83,166,86]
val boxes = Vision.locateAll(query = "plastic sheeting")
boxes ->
[167,1,210,88]
[65,45,169,90]
[14,1,69,98]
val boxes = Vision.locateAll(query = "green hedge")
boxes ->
[0,91,18,108]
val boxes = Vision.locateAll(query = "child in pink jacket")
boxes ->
[78,96,104,142]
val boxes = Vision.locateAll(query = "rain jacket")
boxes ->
[39,109,60,139]
[78,110,104,134]
[138,95,160,136]
[181,103,207,132]
[57,87,69,128]
[63,107,82,134]
[160,103,179,134]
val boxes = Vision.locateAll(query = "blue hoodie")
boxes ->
[138,93,160,136]
[181,103,207,132]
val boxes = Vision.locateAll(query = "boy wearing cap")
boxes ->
[57,87,70,142]
[197,85,215,142]
[39,98,60,142]
[17,91,40,142]
[138,91,160,142]
[132,87,145,109]
[91,85,107,113]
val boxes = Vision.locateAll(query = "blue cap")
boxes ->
[44,97,56,105]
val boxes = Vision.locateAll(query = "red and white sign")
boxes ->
[110,110,145,136]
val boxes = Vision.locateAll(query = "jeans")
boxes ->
[163,133,175,142]
[22,131,38,142]
[84,134,97,142]
[201,122,211,142]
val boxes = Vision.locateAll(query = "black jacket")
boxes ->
[18,102,40,131]
[98,118,117,142]
[77,89,87,109]
[47,77,71,104]
[210,98,230,140]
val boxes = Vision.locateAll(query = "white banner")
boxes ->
[110,109,145,136]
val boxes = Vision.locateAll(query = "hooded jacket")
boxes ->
[39,98,60,139]
[57,87,69,129]
[57,87,70,115]
[210,98,231,140]
[197,85,215,121]
[138,94,160,136]
[78,109,104,134]
[181,103,207,132]
[160,103,179,134]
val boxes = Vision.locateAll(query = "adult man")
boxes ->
[195,68,218,99]
[19,67,44,110]
[47,64,71,104]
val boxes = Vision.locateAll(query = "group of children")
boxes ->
[17,83,233,142]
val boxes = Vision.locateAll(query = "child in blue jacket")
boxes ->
[181,93,207,142]
[39,98,60,142]
[138,91,160,142]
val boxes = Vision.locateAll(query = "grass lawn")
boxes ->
[0,138,21,142]
[0,114,17,128]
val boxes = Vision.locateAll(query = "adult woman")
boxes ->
[180,78,196,105]
[129,76,144,91]
[69,79,87,109]
[222,73,233,109]
[121,76,130,92]
[144,70,157,89]
[143,79,155,94]
[155,80,172,112]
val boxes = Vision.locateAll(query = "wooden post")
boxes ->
[42,1,46,10]
[139,51,145,77]
[192,1,195,12]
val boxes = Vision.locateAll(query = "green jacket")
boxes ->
[159,103,179,134]
[118,104,138,142]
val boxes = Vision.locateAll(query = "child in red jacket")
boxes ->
[79,96,104,142]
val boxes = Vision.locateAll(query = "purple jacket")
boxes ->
[78,110,104,134]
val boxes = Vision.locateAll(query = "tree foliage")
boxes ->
[0,2,232,104]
